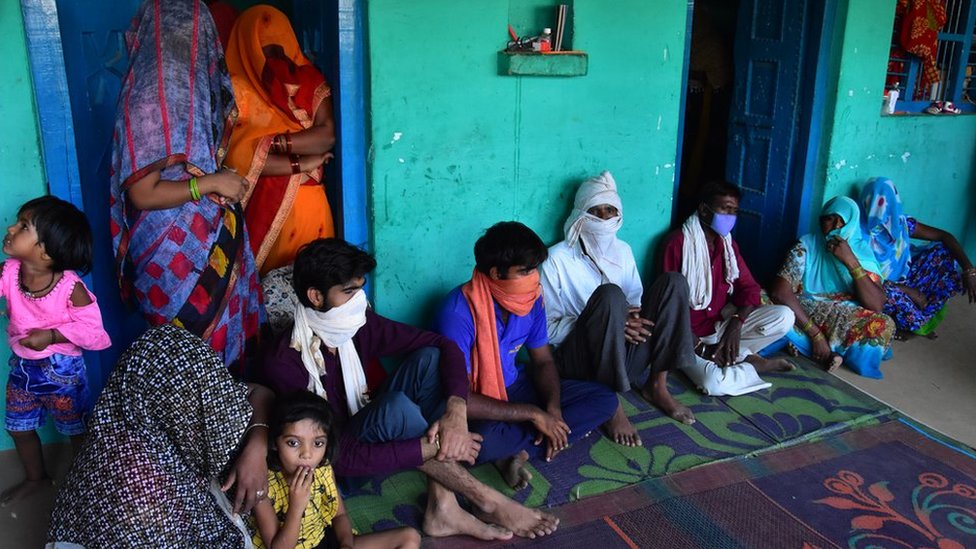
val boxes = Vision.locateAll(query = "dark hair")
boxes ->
[292,238,376,308]
[18,196,93,273]
[699,180,742,207]
[474,221,548,276]
[268,391,338,469]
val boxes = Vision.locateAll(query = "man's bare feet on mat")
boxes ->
[496,450,532,490]
[747,355,796,374]
[639,379,695,425]
[477,498,559,539]
[0,478,51,506]
[423,493,512,540]
[603,404,641,446]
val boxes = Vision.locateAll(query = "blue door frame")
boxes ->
[21,0,371,390]
[672,0,836,266]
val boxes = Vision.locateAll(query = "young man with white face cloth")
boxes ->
[660,181,795,397]
[541,171,700,432]
[259,238,559,541]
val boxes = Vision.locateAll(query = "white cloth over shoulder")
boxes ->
[291,290,370,415]
[681,213,739,310]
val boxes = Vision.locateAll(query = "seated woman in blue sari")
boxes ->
[859,177,976,340]
[769,197,895,378]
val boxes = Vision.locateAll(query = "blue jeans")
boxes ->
[350,347,447,444]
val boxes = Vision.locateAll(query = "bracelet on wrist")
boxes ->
[244,422,269,438]
[850,265,867,280]
[801,318,814,333]
[284,133,293,154]
[289,154,301,175]
[188,177,201,201]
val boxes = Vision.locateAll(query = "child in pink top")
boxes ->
[1,196,110,504]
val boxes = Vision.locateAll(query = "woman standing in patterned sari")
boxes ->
[110,0,262,374]
[769,197,895,378]
[224,5,336,277]
[858,177,976,339]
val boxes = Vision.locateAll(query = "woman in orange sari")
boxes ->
[225,6,335,276]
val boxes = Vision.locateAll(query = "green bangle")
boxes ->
[188,177,201,201]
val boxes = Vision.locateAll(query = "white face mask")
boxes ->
[309,289,368,347]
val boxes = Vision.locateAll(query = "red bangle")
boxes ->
[289,154,301,174]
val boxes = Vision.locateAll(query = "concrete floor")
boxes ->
[834,297,976,448]
[0,299,973,548]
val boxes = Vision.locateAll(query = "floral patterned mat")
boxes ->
[424,418,976,548]
[343,356,895,534]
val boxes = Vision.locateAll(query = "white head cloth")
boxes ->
[563,171,627,284]
[290,290,370,415]
[680,212,739,310]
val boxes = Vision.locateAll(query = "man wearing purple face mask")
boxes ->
[660,181,796,397]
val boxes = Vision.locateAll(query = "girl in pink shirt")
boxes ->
[1,196,110,504]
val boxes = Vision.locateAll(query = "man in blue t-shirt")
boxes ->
[435,222,618,490]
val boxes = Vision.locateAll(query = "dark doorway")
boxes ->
[675,0,831,284]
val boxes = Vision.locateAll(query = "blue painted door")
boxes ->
[726,0,809,282]
[53,0,146,392]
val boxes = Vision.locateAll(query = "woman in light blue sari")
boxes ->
[859,177,975,339]
[770,197,895,378]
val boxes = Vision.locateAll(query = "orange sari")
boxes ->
[224,5,334,275]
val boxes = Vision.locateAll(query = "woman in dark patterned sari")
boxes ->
[109,0,262,373]
[47,324,273,548]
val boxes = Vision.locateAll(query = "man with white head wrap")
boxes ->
[541,171,699,435]
[660,181,795,396]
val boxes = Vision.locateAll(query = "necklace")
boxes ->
[19,271,56,298]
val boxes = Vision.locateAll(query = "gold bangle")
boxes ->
[813,331,826,341]
[801,318,814,332]
[850,266,867,280]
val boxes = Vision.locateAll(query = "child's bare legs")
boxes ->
[0,429,52,505]
[355,526,422,549]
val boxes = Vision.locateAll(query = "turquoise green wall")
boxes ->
[0,3,55,451]
[818,0,976,257]
[366,0,688,323]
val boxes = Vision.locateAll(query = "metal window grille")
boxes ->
[884,0,976,112]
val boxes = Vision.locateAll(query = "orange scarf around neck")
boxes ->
[461,269,541,401]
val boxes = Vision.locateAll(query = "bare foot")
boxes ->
[785,342,800,357]
[495,450,532,490]
[747,354,796,373]
[423,492,513,540]
[478,497,559,539]
[639,374,695,425]
[822,353,843,373]
[0,478,52,506]
[602,404,641,447]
